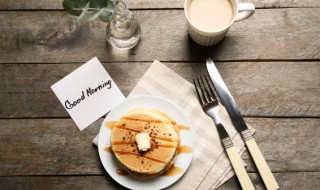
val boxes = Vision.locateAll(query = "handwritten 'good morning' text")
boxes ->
[65,80,112,109]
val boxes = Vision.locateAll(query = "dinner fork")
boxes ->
[193,75,255,190]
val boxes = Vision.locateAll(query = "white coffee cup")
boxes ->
[184,0,255,46]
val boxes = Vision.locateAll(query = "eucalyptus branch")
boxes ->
[62,0,115,22]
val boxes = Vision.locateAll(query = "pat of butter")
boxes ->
[135,133,151,152]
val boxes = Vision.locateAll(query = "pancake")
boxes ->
[110,109,180,178]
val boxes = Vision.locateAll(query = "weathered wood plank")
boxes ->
[1,62,319,118]
[0,119,104,176]
[0,0,319,10]
[0,175,121,190]
[243,118,320,173]
[0,9,319,63]
[219,172,320,190]
[0,118,318,176]
[0,172,319,190]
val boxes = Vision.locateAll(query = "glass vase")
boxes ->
[106,0,141,49]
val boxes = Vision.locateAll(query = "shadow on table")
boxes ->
[185,35,235,62]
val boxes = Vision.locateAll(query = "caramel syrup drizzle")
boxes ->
[178,125,190,130]
[111,141,133,145]
[113,149,166,164]
[103,146,166,164]
[116,169,129,176]
[106,121,116,130]
[115,165,184,176]
[111,141,177,148]
[121,117,172,124]
[114,125,179,142]
[178,145,193,154]
[103,146,112,153]
[115,125,142,133]
[104,144,193,165]
[108,144,194,153]
[106,122,191,131]
[152,135,178,142]
[162,165,184,176]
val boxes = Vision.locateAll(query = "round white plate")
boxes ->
[98,95,194,190]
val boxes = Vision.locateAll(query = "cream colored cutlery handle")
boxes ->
[246,138,279,190]
[226,146,255,190]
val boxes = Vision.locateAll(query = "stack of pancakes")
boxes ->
[111,109,180,178]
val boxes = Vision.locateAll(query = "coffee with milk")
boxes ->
[188,0,234,32]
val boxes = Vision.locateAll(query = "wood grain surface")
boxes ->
[0,1,319,189]
[0,9,319,63]
[0,118,318,176]
[0,172,319,190]
[0,0,319,10]
[1,62,319,118]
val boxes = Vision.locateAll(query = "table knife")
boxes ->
[206,58,279,190]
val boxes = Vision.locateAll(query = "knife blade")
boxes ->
[206,60,250,136]
[206,58,279,190]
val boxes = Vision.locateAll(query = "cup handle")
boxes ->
[235,3,255,22]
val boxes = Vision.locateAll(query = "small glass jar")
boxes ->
[106,0,141,49]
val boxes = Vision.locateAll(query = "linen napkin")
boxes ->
[93,60,255,189]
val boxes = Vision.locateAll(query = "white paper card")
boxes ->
[51,57,125,131]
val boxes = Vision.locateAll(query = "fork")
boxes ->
[193,75,255,190]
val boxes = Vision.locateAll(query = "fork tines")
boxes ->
[193,75,217,106]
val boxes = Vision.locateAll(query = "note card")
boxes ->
[51,57,125,131]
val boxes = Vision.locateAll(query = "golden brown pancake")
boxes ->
[111,109,180,178]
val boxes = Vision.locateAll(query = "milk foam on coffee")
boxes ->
[188,0,234,31]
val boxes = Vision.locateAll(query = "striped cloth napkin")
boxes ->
[93,60,255,189]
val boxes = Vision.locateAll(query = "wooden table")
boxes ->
[0,0,319,189]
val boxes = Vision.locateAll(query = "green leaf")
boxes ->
[98,8,113,22]
[92,0,109,8]
[63,0,114,22]
[99,0,114,21]
[88,0,97,8]
[77,2,90,22]
[85,10,102,21]
[77,0,90,8]
[105,0,115,11]
[62,0,90,16]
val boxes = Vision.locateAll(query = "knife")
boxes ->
[206,58,279,190]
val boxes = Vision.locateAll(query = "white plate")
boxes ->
[98,95,195,190]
